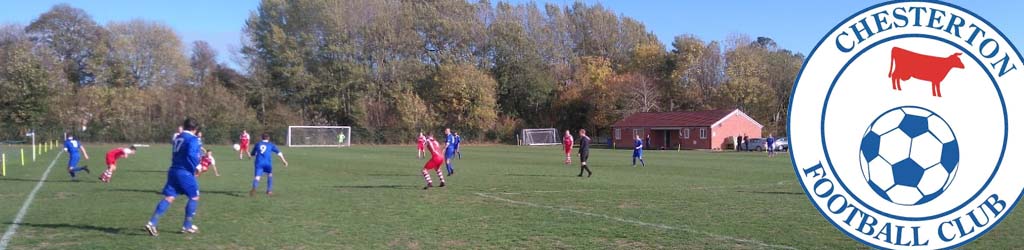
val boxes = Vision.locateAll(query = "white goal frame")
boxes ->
[287,126,352,147]
[521,128,560,146]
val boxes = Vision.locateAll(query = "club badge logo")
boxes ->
[789,1,1023,248]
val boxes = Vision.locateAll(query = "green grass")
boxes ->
[1,144,1022,249]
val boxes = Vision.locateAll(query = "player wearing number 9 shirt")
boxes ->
[250,133,289,197]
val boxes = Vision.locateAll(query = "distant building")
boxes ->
[611,109,763,150]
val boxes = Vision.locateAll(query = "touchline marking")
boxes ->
[0,152,62,250]
[494,189,601,195]
[475,192,797,250]
[489,182,790,196]
[688,181,792,191]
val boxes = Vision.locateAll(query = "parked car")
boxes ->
[774,137,789,151]
[745,138,767,151]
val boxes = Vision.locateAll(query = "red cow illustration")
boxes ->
[887,47,964,97]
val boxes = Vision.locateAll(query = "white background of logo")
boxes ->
[790,1,1024,249]
[824,37,1005,218]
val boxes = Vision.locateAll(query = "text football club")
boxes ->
[789,1,1024,249]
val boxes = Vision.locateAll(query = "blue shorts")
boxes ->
[161,168,199,198]
[254,164,273,176]
[68,155,81,168]
[445,148,455,159]
[633,150,642,157]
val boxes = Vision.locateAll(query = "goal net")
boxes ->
[521,128,559,146]
[287,126,351,147]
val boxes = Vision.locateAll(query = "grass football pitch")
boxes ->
[1,144,1022,249]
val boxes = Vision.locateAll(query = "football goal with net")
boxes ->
[287,126,351,147]
[521,128,559,146]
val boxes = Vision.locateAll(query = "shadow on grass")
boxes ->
[333,185,415,189]
[0,178,82,183]
[107,188,160,195]
[365,174,419,177]
[120,169,167,173]
[108,188,246,197]
[6,222,147,236]
[736,190,804,195]
[506,174,572,178]
[203,190,246,197]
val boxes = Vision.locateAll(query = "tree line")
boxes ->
[0,0,803,144]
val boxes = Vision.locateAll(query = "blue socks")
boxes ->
[633,158,646,167]
[149,199,171,226]
[267,176,273,193]
[251,175,273,193]
[445,162,454,175]
[184,199,197,228]
[68,167,83,177]
[149,197,199,229]
[253,175,273,193]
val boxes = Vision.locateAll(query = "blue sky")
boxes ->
[0,0,258,67]
[0,1,1021,67]
[531,0,1024,55]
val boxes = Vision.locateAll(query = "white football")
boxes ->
[859,107,959,206]
[233,144,241,151]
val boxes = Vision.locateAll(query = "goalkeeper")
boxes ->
[338,132,346,146]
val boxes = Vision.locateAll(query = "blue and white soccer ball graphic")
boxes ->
[859,107,960,206]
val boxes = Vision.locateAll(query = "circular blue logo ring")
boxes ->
[819,34,1008,221]
[788,1,1024,249]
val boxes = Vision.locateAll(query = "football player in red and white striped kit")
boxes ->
[421,133,447,190]
[100,146,136,183]
[563,130,574,164]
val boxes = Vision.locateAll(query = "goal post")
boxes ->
[521,128,559,146]
[287,126,351,147]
